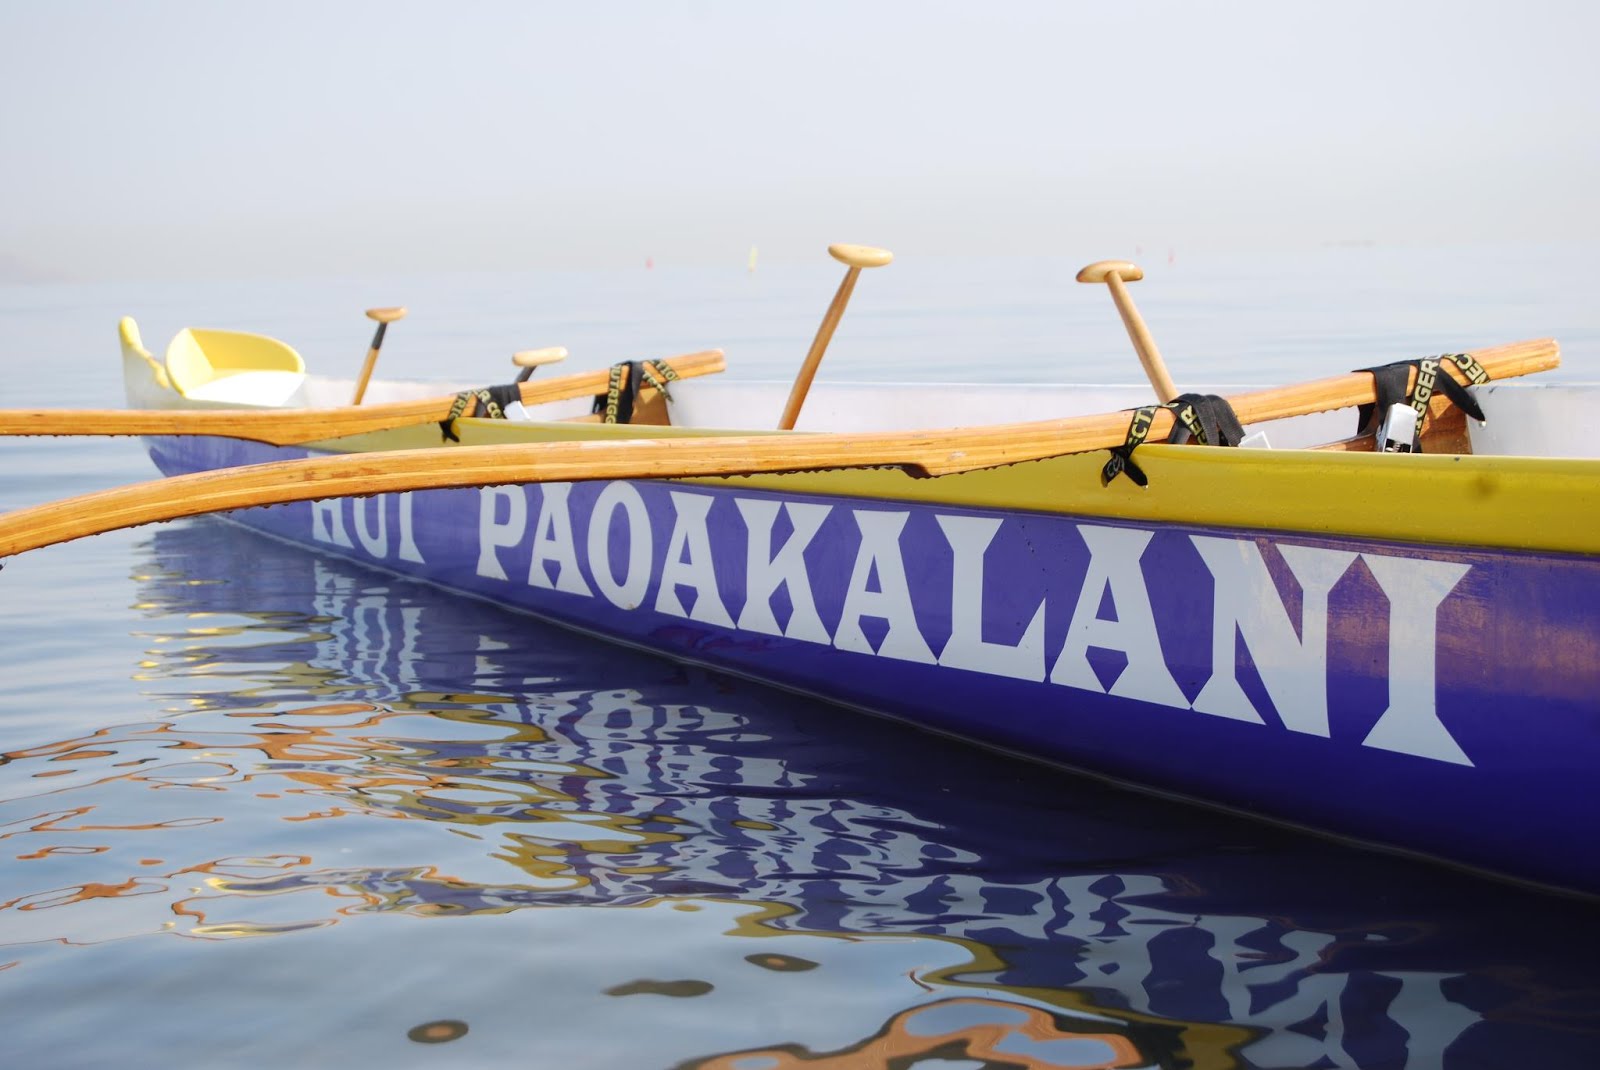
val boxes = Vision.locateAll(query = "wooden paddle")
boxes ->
[778,244,894,430]
[352,307,407,404]
[0,349,725,446]
[1076,260,1179,402]
[0,338,1556,558]
[1077,261,1499,453]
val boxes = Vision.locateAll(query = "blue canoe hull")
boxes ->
[146,433,1600,897]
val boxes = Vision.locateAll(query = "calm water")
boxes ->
[1,245,1597,1068]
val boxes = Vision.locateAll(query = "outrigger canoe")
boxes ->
[2,252,1597,898]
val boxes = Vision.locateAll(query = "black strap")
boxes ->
[1426,357,1488,422]
[1356,361,1415,437]
[1354,355,1488,450]
[1101,394,1245,487]
[638,359,680,401]
[1101,406,1159,487]
[478,382,522,416]
[591,359,681,424]
[438,383,523,442]
[1164,393,1246,448]
[592,362,636,424]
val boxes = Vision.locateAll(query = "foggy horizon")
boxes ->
[3,1,1596,283]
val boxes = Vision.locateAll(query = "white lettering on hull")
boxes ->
[311,499,354,549]
[835,510,935,664]
[352,495,387,557]
[589,483,652,609]
[1190,537,1357,733]
[657,491,733,626]
[325,483,1482,766]
[936,515,1046,681]
[314,494,424,564]
[1360,555,1473,765]
[397,493,424,563]
[737,499,832,644]
[530,483,592,596]
[1050,525,1187,708]
[475,487,526,581]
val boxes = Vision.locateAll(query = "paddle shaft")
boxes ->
[0,350,725,446]
[352,307,408,405]
[1103,271,1179,403]
[780,266,860,430]
[1076,261,1179,402]
[351,322,389,405]
[778,244,892,431]
[0,338,1557,559]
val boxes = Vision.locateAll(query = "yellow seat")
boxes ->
[165,328,306,405]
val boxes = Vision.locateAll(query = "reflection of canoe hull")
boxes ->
[130,523,1592,1069]
[141,429,1600,897]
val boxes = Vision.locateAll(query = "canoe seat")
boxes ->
[166,327,307,406]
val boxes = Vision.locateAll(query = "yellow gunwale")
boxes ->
[300,417,1600,558]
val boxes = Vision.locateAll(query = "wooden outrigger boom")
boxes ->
[0,336,1559,558]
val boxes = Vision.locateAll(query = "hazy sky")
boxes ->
[2,1,1596,282]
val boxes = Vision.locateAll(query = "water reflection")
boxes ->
[0,521,1595,1068]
